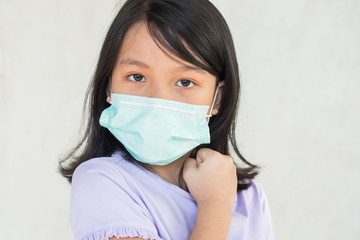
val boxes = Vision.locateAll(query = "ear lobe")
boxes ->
[106,96,112,104]
[212,80,224,115]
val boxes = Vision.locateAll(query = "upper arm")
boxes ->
[70,159,161,240]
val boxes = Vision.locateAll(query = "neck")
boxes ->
[141,154,189,191]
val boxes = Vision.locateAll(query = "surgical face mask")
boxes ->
[99,87,219,165]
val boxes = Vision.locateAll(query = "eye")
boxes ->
[128,74,146,82]
[176,79,195,88]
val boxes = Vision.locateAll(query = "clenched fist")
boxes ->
[183,148,237,209]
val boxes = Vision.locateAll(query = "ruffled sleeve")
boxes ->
[70,158,163,240]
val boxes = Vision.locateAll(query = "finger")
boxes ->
[183,158,198,181]
[196,148,214,165]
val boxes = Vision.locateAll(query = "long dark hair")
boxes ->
[58,0,259,191]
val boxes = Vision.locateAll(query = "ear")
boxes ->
[106,78,112,104]
[211,80,225,115]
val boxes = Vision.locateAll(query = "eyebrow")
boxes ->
[119,57,207,74]
[178,64,207,74]
[119,58,150,68]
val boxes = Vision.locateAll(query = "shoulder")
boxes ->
[70,154,130,212]
[240,180,267,204]
[73,154,123,179]
[236,180,271,215]
[235,180,275,239]
[72,153,136,189]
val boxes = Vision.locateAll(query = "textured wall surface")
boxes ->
[0,0,359,239]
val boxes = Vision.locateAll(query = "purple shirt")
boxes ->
[70,152,275,240]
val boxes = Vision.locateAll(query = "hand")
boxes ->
[183,148,237,209]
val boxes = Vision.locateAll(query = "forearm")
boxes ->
[189,204,232,240]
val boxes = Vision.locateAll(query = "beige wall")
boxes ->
[0,0,359,239]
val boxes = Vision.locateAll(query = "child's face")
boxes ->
[111,22,219,110]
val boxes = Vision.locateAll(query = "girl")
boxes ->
[59,0,275,239]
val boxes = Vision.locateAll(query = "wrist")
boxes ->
[189,204,233,240]
[197,202,233,219]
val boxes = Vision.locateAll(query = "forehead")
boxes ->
[117,22,208,72]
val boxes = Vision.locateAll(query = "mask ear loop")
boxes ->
[206,83,220,123]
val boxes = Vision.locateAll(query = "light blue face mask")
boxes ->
[99,87,218,165]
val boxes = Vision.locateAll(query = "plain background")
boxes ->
[0,0,359,239]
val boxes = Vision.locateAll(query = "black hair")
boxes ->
[58,0,259,191]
